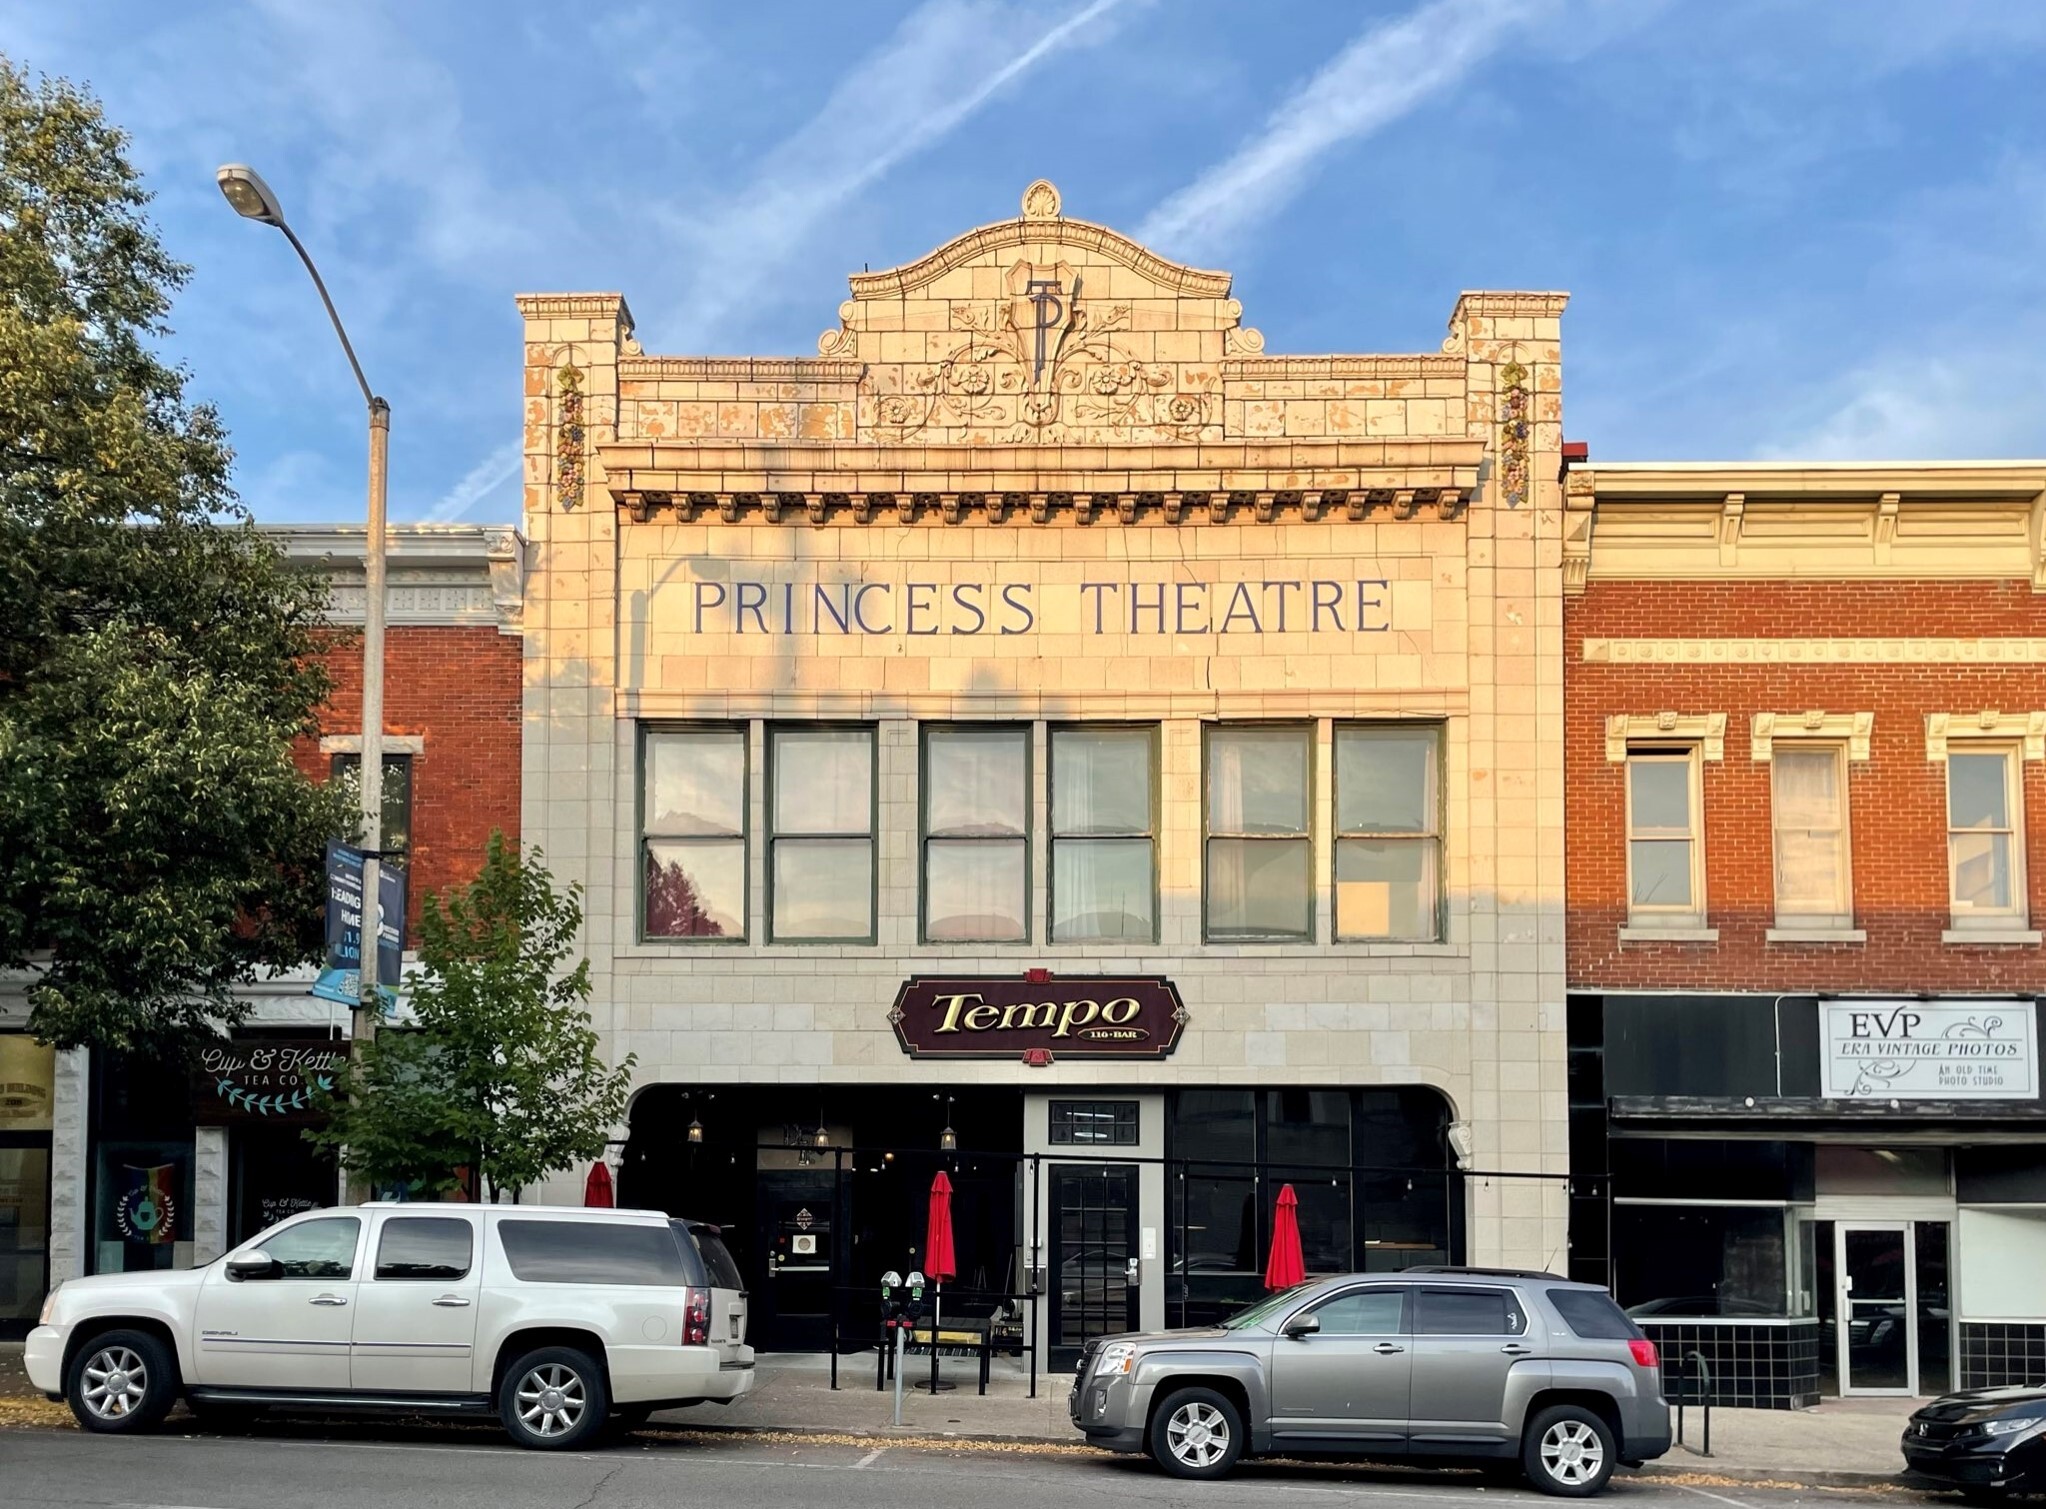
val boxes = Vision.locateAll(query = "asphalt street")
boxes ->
[0,1423,1920,1509]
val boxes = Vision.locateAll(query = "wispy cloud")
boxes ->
[654,0,1130,348]
[1138,0,1542,261]
[424,440,523,523]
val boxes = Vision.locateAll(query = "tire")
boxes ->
[1522,1403,1618,1497]
[65,1329,178,1435]
[1148,1386,1244,1480]
[498,1346,609,1451]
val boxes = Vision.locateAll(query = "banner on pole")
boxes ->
[312,840,404,1012]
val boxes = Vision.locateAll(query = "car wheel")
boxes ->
[1522,1404,1617,1497]
[498,1346,609,1450]
[66,1329,178,1434]
[1148,1386,1244,1480]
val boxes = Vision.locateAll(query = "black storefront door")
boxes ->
[1050,1163,1139,1371]
[754,1171,837,1351]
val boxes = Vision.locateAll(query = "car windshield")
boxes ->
[1219,1283,1315,1331]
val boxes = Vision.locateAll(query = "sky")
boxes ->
[5,0,2046,525]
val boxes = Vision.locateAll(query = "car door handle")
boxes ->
[433,1295,472,1308]
[1501,1343,1532,1354]
[310,1294,348,1307]
[1373,1342,1406,1354]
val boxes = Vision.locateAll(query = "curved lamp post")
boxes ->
[217,164,389,1199]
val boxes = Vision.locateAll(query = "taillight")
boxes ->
[683,1286,711,1346]
[1629,1338,1660,1369]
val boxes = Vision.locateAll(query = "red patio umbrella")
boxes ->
[921,1171,958,1393]
[583,1161,614,1208]
[1265,1183,1306,1290]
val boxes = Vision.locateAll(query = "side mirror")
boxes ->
[1282,1313,1320,1339]
[225,1251,277,1282]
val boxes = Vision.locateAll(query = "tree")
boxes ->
[0,58,351,1052]
[310,833,636,1203]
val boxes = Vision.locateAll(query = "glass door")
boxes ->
[1836,1223,1913,1395]
[1049,1163,1138,1372]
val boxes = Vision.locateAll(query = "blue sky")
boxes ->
[5,0,2045,524]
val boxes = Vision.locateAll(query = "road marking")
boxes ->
[1679,1486,1756,1509]
[854,1447,887,1468]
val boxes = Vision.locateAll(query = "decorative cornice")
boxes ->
[1925,711,2046,763]
[1751,712,1874,762]
[1584,638,2046,665]
[1605,712,1727,762]
[1219,354,1464,381]
[514,292,634,324]
[1453,291,1571,317]
[620,356,864,383]
[270,524,525,636]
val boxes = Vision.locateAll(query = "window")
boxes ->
[375,1217,473,1281]
[1412,1287,1524,1336]
[643,727,747,939]
[1205,726,1312,940]
[1049,1101,1139,1146]
[1948,747,2026,927]
[330,753,412,862]
[769,726,875,942]
[1335,725,1442,941]
[497,1220,692,1285]
[1610,1204,1794,1319]
[1546,1288,1644,1341]
[1772,744,1851,927]
[249,1216,360,1279]
[1050,726,1156,942]
[1307,1287,1405,1335]
[1626,748,1703,927]
[922,726,1028,942]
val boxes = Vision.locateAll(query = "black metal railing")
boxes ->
[1673,1349,1713,1457]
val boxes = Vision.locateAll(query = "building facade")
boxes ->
[1563,462,2046,1404]
[0,524,523,1333]
[514,182,1570,1363]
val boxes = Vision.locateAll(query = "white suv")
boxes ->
[25,1202,753,1449]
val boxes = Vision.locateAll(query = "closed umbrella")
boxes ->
[583,1162,614,1208]
[1265,1183,1306,1290]
[922,1171,957,1393]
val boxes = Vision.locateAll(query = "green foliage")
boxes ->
[310,834,636,1203]
[0,58,350,1051]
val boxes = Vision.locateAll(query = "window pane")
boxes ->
[1335,838,1438,940]
[1337,728,1437,834]
[1052,729,1151,835]
[1052,838,1154,940]
[1629,838,1693,908]
[1173,1091,1256,1162]
[1413,1288,1524,1335]
[926,727,1027,837]
[1266,1090,1351,1166]
[497,1220,690,1285]
[375,1217,473,1281]
[1949,752,2011,830]
[331,755,412,855]
[1312,1289,1403,1335]
[773,729,872,834]
[1628,757,1691,831]
[1773,748,1840,828]
[1953,832,2014,911]
[1206,838,1310,938]
[254,1217,360,1279]
[1176,1173,1256,1272]
[1207,728,1308,835]
[1611,1205,1788,1318]
[1274,1172,1352,1272]
[1775,829,1844,912]
[924,840,1026,942]
[645,840,745,938]
[646,730,745,835]
[772,838,873,939]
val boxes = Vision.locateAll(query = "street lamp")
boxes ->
[218,164,390,1201]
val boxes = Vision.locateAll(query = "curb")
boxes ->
[1634,1461,1907,1490]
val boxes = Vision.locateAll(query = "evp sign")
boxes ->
[1821,999,2039,1100]
[890,975,1187,1060]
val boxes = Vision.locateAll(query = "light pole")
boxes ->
[217,164,388,1200]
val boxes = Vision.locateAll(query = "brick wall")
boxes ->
[295,625,522,926]
[1566,579,2046,991]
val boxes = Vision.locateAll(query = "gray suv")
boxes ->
[1068,1268,1670,1494]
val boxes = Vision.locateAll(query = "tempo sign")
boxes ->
[890,975,1187,1060]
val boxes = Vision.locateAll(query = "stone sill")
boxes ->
[1942,928,2043,946]
[1765,927,1867,944]
[1618,926,1719,944]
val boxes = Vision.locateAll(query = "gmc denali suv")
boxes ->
[1070,1267,1670,1494]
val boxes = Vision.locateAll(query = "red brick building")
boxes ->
[1562,462,2046,1404]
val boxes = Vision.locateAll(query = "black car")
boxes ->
[1902,1386,2046,1498]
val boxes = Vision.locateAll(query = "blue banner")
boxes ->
[312,841,404,1013]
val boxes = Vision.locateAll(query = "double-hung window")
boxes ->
[330,752,413,865]
[922,725,1028,943]
[769,727,875,942]
[1626,747,1705,929]
[642,727,747,939]
[1771,744,1851,929]
[1948,745,2027,931]
[1050,726,1156,942]
[1334,725,1442,941]
[1205,725,1312,941]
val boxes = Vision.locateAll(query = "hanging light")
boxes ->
[814,1124,830,1149]
[687,1116,703,1144]
[941,1121,958,1153]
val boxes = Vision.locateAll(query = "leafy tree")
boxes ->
[310,833,636,1203]
[0,58,351,1052]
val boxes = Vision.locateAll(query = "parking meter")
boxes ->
[905,1269,927,1323]
[880,1269,902,1323]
